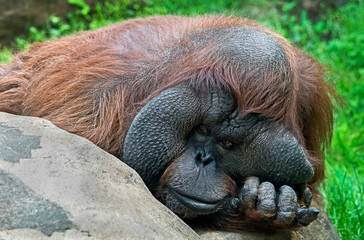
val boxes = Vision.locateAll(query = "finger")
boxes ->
[238,176,259,211]
[274,185,297,225]
[302,187,313,208]
[296,207,320,226]
[256,182,276,219]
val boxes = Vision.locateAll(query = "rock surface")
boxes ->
[0,112,339,239]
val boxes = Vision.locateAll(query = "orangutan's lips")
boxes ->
[169,188,225,213]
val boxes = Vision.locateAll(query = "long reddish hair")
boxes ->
[0,15,334,190]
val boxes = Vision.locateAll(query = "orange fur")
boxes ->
[0,15,334,202]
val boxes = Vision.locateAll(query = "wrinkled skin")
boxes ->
[124,86,318,228]
[123,25,320,229]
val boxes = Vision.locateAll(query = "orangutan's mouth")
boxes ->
[169,188,225,213]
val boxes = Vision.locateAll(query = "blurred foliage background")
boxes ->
[0,0,363,239]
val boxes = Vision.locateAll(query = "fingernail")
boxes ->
[230,197,240,209]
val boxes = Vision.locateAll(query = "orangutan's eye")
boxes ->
[221,140,234,149]
[198,125,208,134]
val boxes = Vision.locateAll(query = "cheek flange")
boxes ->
[238,127,314,186]
[123,84,204,191]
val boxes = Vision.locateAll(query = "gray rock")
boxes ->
[0,112,198,239]
[0,112,339,239]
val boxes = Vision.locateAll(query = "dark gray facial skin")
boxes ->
[123,25,319,227]
[123,84,314,212]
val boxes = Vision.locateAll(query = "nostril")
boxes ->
[195,147,215,166]
[195,152,202,161]
[200,153,214,165]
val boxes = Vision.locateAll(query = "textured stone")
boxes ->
[0,112,198,239]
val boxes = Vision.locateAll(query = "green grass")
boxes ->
[1,0,363,238]
[315,3,363,239]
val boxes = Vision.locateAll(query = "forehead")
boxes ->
[185,25,287,70]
